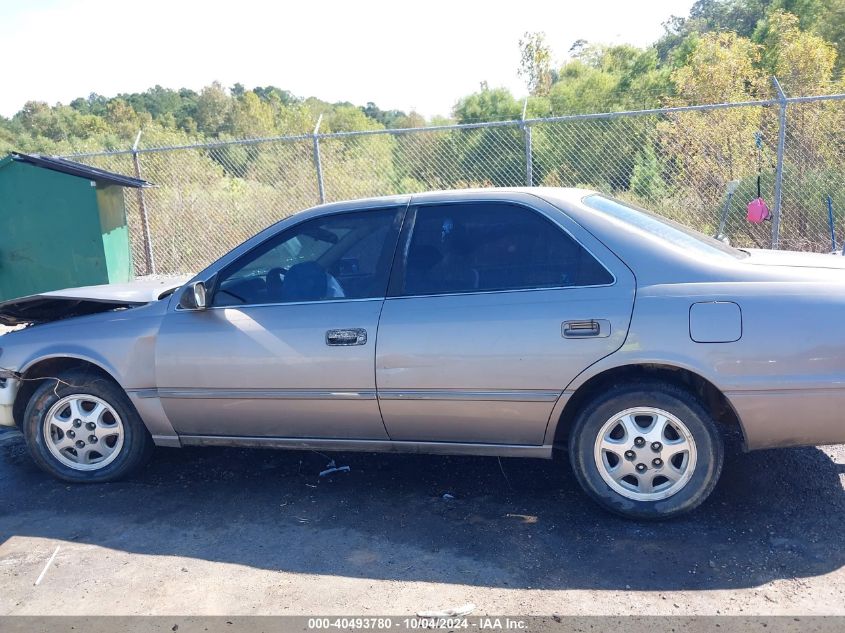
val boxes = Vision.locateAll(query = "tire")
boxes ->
[568,380,724,520]
[22,369,154,483]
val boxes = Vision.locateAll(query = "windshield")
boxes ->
[583,194,748,260]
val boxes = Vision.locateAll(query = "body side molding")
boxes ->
[179,434,553,458]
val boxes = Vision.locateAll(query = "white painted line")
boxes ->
[34,545,60,586]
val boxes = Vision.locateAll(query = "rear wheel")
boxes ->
[22,369,154,482]
[568,381,724,520]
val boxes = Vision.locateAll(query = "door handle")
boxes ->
[562,320,611,339]
[326,328,367,346]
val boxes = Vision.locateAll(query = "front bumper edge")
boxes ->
[0,376,21,427]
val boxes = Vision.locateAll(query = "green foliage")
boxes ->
[454,87,523,123]
[3,0,845,265]
[631,145,668,200]
[757,9,838,92]
[548,44,670,114]
[518,31,556,96]
[657,31,768,215]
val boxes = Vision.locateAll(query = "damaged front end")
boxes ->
[0,277,190,327]
[0,296,143,327]
[0,276,189,427]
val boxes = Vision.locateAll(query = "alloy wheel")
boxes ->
[43,394,125,471]
[593,406,697,501]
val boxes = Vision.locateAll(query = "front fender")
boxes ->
[1,301,167,389]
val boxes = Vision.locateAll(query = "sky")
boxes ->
[0,0,695,119]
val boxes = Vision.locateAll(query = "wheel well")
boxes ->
[553,364,745,449]
[12,358,119,428]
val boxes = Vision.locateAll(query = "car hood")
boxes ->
[0,276,190,326]
[743,248,845,270]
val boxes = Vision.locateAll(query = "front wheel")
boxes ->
[22,369,154,483]
[568,381,724,520]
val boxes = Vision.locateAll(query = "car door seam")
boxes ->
[374,200,412,441]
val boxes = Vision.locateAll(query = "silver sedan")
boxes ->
[2,188,844,519]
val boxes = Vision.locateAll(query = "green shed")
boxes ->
[0,152,150,302]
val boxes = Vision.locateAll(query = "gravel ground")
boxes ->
[0,425,843,616]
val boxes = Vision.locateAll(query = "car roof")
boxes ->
[308,187,745,286]
[308,187,595,216]
[189,187,602,283]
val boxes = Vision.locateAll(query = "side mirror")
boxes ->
[179,281,208,311]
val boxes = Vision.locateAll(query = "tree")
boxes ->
[3,0,845,263]
[806,0,845,73]
[360,102,410,128]
[549,45,668,114]
[0,119,17,155]
[688,0,772,37]
[229,91,277,139]
[532,45,669,194]
[453,87,522,123]
[518,31,555,96]
[194,82,231,137]
[758,9,836,93]
[105,98,150,140]
[658,31,768,235]
[757,10,843,247]
[451,87,525,186]
[630,145,668,200]
[252,86,298,106]
[671,31,764,103]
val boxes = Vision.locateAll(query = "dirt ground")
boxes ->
[0,424,843,616]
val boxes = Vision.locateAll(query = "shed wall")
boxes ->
[0,161,108,300]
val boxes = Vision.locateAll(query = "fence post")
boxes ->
[521,98,533,186]
[131,131,156,275]
[771,77,787,250]
[312,114,326,204]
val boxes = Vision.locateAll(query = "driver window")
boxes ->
[212,209,399,307]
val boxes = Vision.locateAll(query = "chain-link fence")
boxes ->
[68,86,845,276]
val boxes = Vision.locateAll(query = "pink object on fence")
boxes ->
[747,197,770,223]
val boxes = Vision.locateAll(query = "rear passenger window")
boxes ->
[398,202,612,296]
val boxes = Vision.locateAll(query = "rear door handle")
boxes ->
[562,319,611,339]
[326,328,367,346]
